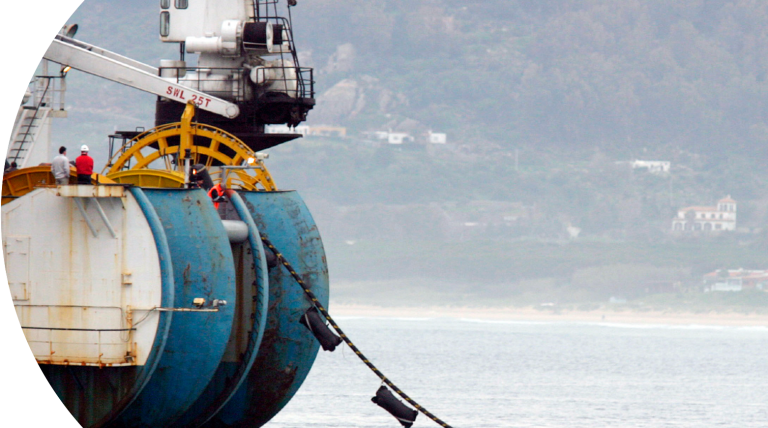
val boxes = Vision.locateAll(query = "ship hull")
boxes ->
[2,185,328,427]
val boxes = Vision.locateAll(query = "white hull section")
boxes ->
[2,187,161,366]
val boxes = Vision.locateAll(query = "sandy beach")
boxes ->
[329,303,768,326]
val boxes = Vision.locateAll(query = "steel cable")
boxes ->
[261,236,453,428]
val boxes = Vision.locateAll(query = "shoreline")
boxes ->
[329,303,768,326]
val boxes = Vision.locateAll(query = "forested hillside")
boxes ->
[47,0,768,307]
[288,0,768,306]
[58,0,768,156]
[291,0,768,156]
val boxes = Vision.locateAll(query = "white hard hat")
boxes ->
[81,145,89,152]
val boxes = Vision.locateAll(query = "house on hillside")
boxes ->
[428,131,447,144]
[702,269,768,292]
[308,125,347,138]
[387,132,414,145]
[363,129,447,145]
[265,124,310,136]
[671,196,737,232]
[632,160,671,175]
[362,131,415,144]
[265,125,347,138]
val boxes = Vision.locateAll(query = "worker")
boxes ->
[75,145,94,184]
[208,182,226,209]
[8,161,17,172]
[51,146,70,185]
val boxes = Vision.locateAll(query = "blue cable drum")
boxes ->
[110,188,237,427]
[39,188,175,428]
[206,190,329,427]
[171,191,270,428]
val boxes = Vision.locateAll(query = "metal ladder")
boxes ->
[7,77,54,167]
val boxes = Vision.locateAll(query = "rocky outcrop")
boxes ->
[312,75,409,124]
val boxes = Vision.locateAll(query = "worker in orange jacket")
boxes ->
[208,182,226,209]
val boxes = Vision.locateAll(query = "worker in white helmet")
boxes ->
[75,144,94,184]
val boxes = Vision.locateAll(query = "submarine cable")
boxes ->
[261,236,454,428]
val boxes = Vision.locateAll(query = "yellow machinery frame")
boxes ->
[104,104,277,191]
[2,166,115,206]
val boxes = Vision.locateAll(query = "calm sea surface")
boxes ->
[265,316,768,428]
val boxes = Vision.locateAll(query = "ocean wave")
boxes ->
[454,318,768,332]
[458,318,552,326]
[332,315,435,322]
[584,321,768,332]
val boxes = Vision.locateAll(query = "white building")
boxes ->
[703,269,768,292]
[632,160,671,175]
[364,130,444,145]
[387,132,413,145]
[428,131,447,144]
[672,196,737,232]
[370,131,389,141]
[265,124,309,136]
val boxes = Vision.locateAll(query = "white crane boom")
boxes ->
[43,36,240,119]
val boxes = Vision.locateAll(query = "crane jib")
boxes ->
[43,38,240,119]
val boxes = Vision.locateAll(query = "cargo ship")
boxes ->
[2,1,330,426]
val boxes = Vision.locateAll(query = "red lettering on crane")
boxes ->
[166,86,188,101]
[190,94,212,108]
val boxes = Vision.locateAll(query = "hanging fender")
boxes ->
[298,307,342,352]
[371,385,418,428]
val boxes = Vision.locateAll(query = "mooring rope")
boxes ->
[261,236,453,428]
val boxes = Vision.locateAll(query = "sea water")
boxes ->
[265,316,768,428]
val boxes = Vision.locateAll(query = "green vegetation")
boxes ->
[266,138,768,309]
[61,1,768,160]
[326,237,768,307]
[636,291,768,314]
[268,138,768,238]
[54,1,768,309]
[295,0,768,154]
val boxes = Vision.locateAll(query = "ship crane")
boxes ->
[45,0,314,154]
[45,34,241,119]
[3,2,329,427]
[18,0,315,190]
[152,0,316,151]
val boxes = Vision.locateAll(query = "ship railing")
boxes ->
[297,66,315,99]
[107,128,146,169]
[30,74,66,111]
[247,11,307,84]
[250,65,314,99]
[18,304,137,366]
[159,66,249,103]
[242,17,299,66]
[246,0,313,103]
[158,65,314,101]
[252,0,281,21]
[248,16,301,58]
